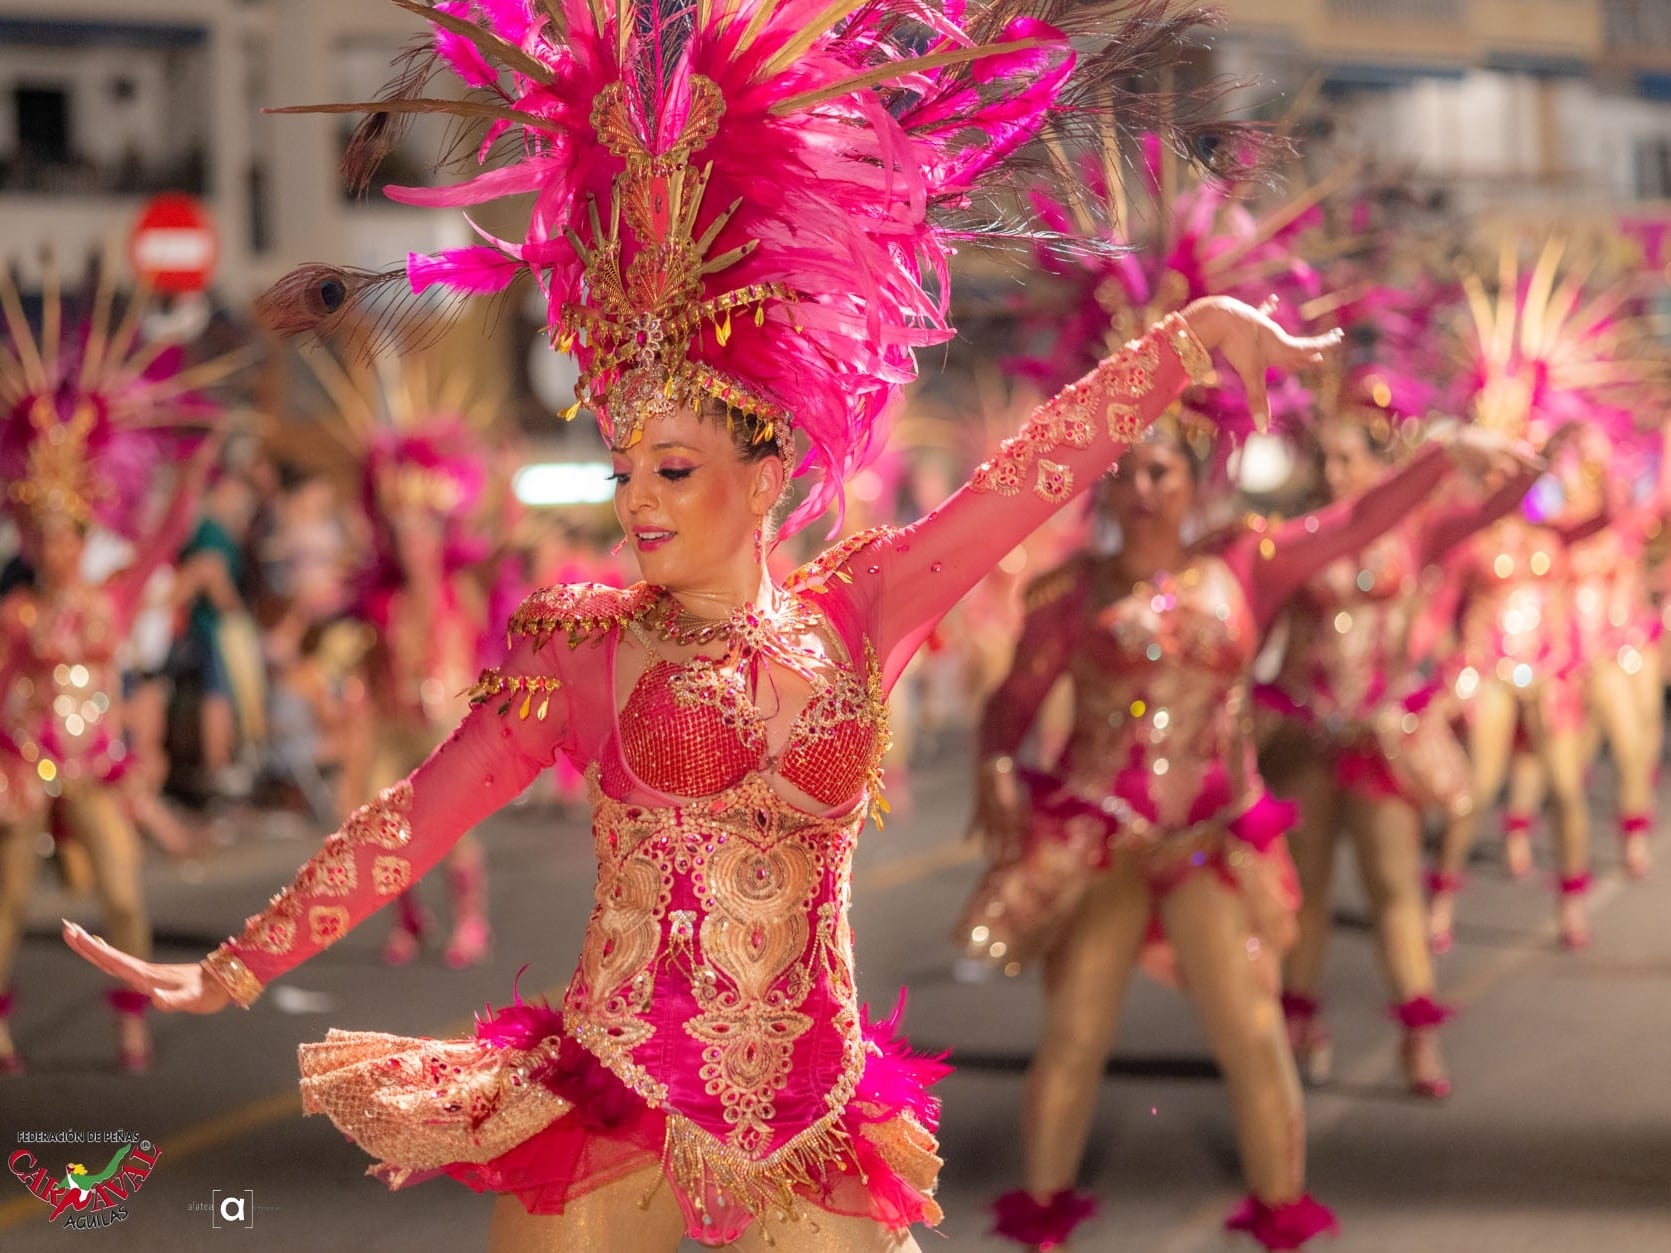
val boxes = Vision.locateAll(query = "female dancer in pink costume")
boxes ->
[0,267,233,1073]
[63,0,1334,1246]
[349,420,498,969]
[1496,426,1667,882]
[1427,241,1656,953]
[1262,372,1540,1101]
[968,406,1521,1251]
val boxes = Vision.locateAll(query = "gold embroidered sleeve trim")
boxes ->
[783,525,903,596]
[221,780,416,964]
[970,327,1169,497]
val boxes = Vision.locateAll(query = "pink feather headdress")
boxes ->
[1451,237,1667,458]
[290,342,500,590]
[0,262,242,536]
[256,0,1279,537]
[1019,132,1326,447]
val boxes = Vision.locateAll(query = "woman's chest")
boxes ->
[1306,531,1416,611]
[1081,558,1253,677]
[606,616,887,811]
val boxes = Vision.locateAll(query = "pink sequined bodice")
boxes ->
[1055,556,1260,834]
[0,584,127,817]
[608,650,879,807]
[1566,524,1653,654]
[1457,516,1577,677]
[1279,530,1419,724]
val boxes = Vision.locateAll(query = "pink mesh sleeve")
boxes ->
[1227,443,1453,629]
[976,574,1083,758]
[794,318,1205,689]
[1416,465,1539,566]
[201,631,570,1006]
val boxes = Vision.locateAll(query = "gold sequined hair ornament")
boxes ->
[0,253,246,535]
[253,0,1291,538]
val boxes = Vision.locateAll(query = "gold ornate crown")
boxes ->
[5,395,103,526]
[555,80,794,450]
[374,463,469,515]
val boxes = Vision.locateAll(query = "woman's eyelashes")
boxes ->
[608,464,696,487]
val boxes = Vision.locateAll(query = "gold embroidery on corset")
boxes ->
[564,781,673,1102]
[861,641,891,823]
[565,769,877,1210]
[688,831,819,1153]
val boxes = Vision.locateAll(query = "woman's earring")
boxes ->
[611,535,627,556]
[753,527,764,564]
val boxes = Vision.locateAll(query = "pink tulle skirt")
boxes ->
[297,987,947,1246]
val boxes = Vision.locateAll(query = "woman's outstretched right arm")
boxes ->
[64,602,579,1012]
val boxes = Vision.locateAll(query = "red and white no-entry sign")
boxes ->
[129,193,218,293]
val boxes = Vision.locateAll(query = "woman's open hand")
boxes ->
[970,757,1027,861]
[1429,420,1542,486]
[1181,296,1344,433]
[62,920,231,1014]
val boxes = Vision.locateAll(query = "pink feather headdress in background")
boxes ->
[290,341,504,597]
[1017,131,1329,463]
[0,260,243,537]
[255,0,1279,537]
[1451,236,1667,461]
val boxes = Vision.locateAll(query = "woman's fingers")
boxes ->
[63,920,165,991]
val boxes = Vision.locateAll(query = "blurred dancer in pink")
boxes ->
[0,266,234,1072]
[1497,425,1667,882]
[1262,365,1539,1100]
[966,401,1525,1249]
[1427,241,1662,952]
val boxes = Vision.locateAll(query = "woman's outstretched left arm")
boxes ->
[789,299,1340,689]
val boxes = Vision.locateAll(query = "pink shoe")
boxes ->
[383,892,431,967]
[1425,870,1463,955]
[1225,1193,1339,1250]
[1282,993,1332,1086]
[108,988,152,1074]
[1557,874,1591,951]
[1620,814,1653,880]
[443,916,492,969]
[991,1188,1098,1250]
[0,990,22,1076]
[1390,997,1455,1100]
